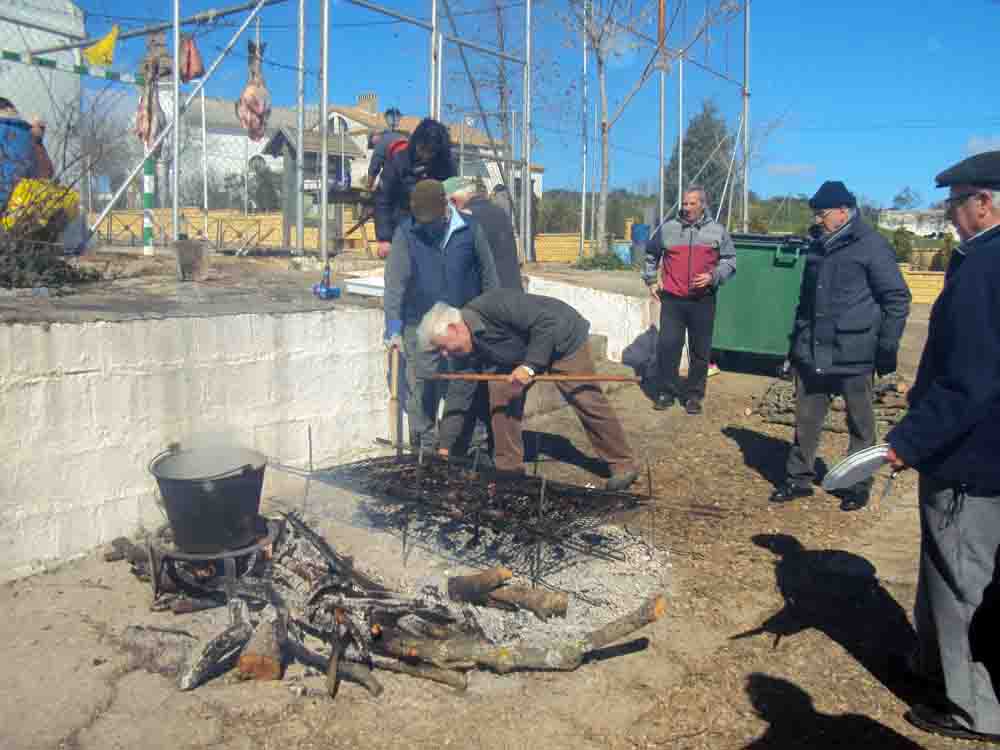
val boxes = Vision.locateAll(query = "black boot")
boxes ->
[770,482,814,503]
[653,393,675,411]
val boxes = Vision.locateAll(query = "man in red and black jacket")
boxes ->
[642,187,736,414]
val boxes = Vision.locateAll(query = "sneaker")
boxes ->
[685,398,703,415]
[769,482,814,503]
[653,393,675,411]
[707,362,721,377]
[606,468,640,492]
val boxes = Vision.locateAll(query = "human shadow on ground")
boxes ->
[523,430,607,477]
[743,673,924,749]
[734,534,927,708]
[722,426,830,489]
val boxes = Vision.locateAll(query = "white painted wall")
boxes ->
[0,306,388,582]
[524,277,654,364]
[0,277,658,581]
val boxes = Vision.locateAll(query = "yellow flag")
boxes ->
[83,25,119,66]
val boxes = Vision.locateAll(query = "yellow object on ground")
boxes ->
[83,25,119,66]
[1,179,80,231]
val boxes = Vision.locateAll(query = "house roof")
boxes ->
[328,105,495,148]
[260,127,366,159]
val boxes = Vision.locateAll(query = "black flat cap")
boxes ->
[936,150,1000,189]
[809,181,856,210]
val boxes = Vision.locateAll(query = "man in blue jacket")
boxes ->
[771,181,910,510]
[383,179,499,451]
[884,152,1000,743]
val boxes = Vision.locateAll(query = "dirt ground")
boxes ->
[1,304,958,750]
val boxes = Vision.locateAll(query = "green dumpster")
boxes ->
[712,233,809,358]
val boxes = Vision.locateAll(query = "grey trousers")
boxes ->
[915,476,1000,734]
[402,325,442,446]
[785,368,876,487]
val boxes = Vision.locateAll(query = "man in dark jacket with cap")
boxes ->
[771,181,910,510]
[882,152,1000,743]
[374,117,456,258]
[384,179,499,450]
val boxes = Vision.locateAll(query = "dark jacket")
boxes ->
[464,196,522,291]
[789,217,911,377]
[367,130,405,181]
[384,209,499,327]
[887,224,1000,489]
[462,290,590,373]
[374,147,456,242]
[642,212,736,298]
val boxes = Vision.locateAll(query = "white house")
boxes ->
[878,209,957,240]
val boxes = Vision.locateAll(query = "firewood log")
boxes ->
[237,620,285,681]
[178,622,254,690]
[376,594,666,674]
[368,653,468,691]
[487,586,569,620]
[447,567,513,603]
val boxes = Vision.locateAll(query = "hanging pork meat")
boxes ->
[135,60,166,157]
[235,41,271,142]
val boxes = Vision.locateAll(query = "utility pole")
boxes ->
[741,0,750,232]
[521,0,532,262]
[430,0,438,117]
[172,0,180,240]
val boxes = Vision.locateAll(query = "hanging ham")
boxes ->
[134,60,166,157]
[179,34,205,83]
[235,40,271,142]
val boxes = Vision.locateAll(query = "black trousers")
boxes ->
[655,292,717,402]
[785,367,876,488]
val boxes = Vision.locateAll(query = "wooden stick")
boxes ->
[369,653,468,691]
[431,373,640,384]
[389,347,402,457]
[487,585,569,620]
[447,567,513,603]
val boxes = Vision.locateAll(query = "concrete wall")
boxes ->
[0,277,655,581]
[0,306,388,582]
[525,276,655,364]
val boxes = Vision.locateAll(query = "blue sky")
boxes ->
[71,0,1000,208]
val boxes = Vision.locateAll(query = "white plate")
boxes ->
[821,444,891,491]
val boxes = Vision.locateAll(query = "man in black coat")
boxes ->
[374,117,456,258]
[884,152,1000,743]
[771,181,911,510]
[417,290,640,491]
[445,176,522,291]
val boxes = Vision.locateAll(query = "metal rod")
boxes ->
[677,51,683,208]
[320,0,330,264]
[0,12,86,40]
[431,373,641,383]
[459,117,465,176]
[579,0,588,259]
[86,0,273,243]
[717,115,742,224]
[202,88,209,239]
[31,0,287,56]
[429,0,438,117]
[243,135,249,215]
[523,0,532,261]
[295,0,305,253]
[657,0,665,222]
[172,0,181,242]
[436,32,444,120]
[741,0,750,233]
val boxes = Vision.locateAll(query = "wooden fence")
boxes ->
[534,233,597,263]
[901,270,945,305]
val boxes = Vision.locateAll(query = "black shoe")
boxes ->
[840,485,871,512]
[684,398,703,415]
[653,393,675,411]
[770,482,814,503]
[606,468,640,492]
[904,703,1000,742]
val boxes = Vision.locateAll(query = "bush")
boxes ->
[892,228,913,263]
[574,252,632,271]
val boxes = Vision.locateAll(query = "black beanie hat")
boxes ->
[809,181,856,210]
